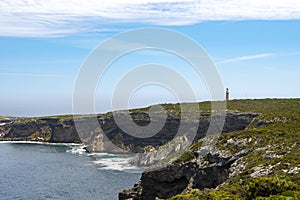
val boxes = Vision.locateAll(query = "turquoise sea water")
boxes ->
[0,142,141,200]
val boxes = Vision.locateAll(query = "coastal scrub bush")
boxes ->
[246,177,299,199]
[168,189,242,200]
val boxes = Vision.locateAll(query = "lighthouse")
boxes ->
[226,88,229,101]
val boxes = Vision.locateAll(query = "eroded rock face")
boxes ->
[119,148,253,200]
[129,113,258,166]
[50,119,81,143]
[6,121,44,138]
[0,118,81,143]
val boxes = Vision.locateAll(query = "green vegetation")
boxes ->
[167,188,242,200]
[0,116,11,120]
[173,151,195,166]
[27,126,52,141]
[15,114,97,123]
[168,177,300,200]
[246,177,300,199]
[169,99,300,199]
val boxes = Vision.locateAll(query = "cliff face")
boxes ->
[0,118,81,143]
[97,112,257,152]
[120,147,253,200]
[0,112,257,153]
[119,99,300,199]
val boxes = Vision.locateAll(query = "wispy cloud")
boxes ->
[1,0,300,37]
[217,53,274,64]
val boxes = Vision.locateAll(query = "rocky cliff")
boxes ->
[120,99,300,199]
[0,117,81,143]
[0,109,257,154]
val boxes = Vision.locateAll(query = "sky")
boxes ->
[0,0,300,117]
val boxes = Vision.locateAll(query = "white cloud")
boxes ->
[1,0,300,37]
[217,53,274,64]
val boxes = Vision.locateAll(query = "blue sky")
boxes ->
[0,1,300,116]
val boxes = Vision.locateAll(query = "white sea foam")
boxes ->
[66,146,144,172]
[88,152,115,157]
[67,147,144,172]
[91,154,145,173]
[66,145,87,155]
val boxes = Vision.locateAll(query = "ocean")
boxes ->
[0,142,142,200]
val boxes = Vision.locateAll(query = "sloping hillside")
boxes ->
[120,99,300,199]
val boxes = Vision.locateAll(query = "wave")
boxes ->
[91,154,145,173]
[65,144,87,155]
[65,145,145,173]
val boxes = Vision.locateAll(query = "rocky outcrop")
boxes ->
[49,119,82,143]
[119,147,253,200]
[128,112,258,166]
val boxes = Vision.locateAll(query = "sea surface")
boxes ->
[0,142,142,200]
